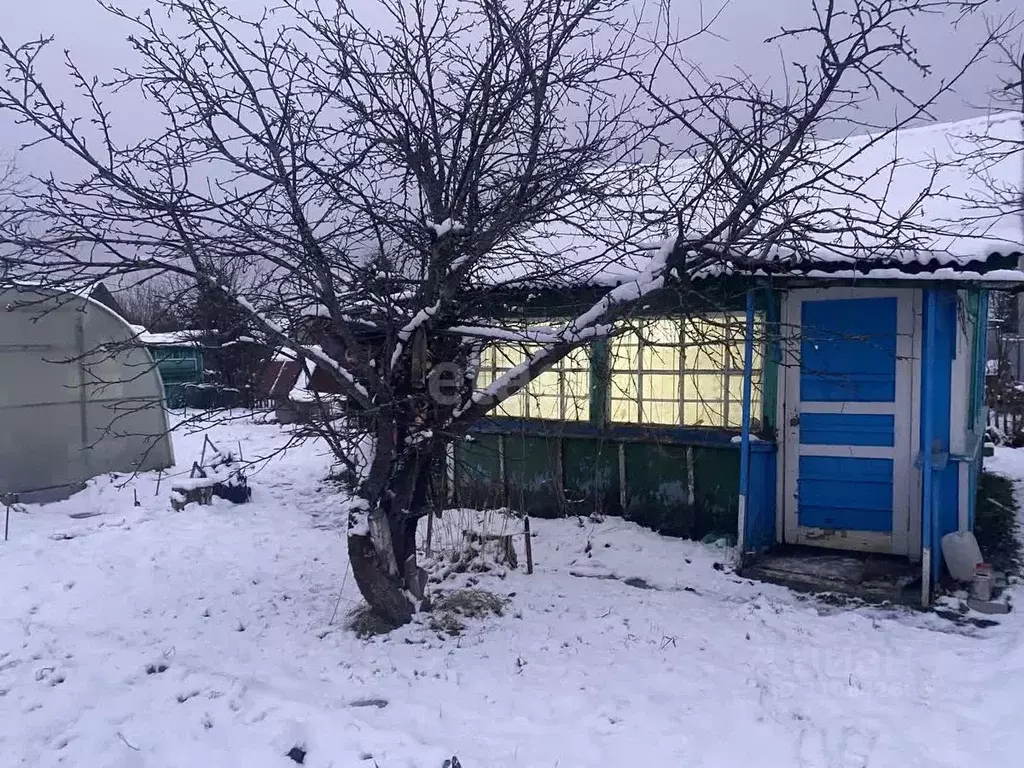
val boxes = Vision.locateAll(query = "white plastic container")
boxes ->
[941,531,983,582]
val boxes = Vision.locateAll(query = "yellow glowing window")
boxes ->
[609,314,762,429]
[476,336,590,421]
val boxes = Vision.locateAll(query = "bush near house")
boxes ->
[975,472,1022,576]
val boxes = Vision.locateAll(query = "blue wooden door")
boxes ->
[782,290,916,556]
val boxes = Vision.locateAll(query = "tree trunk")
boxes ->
[347,514,414,627]
[347,444,438,627]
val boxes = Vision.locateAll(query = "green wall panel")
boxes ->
[457,429,744,541]
[503,435,561,517]
[693,446,740,536]
[623,442,692,536]
[455,434,504,510]
[563,437,620,516]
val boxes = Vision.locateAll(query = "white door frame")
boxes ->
[776,287,922,558]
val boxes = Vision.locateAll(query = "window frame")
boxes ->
[475,332,592,422]
[607,313,763,430]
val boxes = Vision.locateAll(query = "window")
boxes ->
[476,341,590,421]
[609,314,762,429]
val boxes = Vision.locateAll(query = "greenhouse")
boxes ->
[0,285,174,503]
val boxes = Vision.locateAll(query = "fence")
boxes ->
[989,334,1024,383]
[987,400,1024,437]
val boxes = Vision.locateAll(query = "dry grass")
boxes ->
[429,588,509,636]
[346,604,402,639]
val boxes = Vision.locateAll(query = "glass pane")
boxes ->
[610,337,638,371]
[684,318,726,370]
[530,395,561,420]
[564,369,590,402]
[611,398,639,423]
[750,393,762,426]
[688,399,724,427]
[643,399,678,425]
[494,344,526,367]
[532,370,560,398]
[728,402,744,428]
[644,319,681,345]
[734,319,763,370]
[646,373,679,399]
[476,348,496,387]
[610,373,638,399]
[684,373,724,402]
[728,375,744,402]
[494,391,525,417]
[682,401,700,426]
[725,339,743,371]
[565,346,591,370]
[643,344,679,372]
[685,342,725,370]
[565,394,589,421]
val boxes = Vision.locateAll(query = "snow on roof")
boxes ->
[482,113,1024,289]
[136,329,205,347]
[289,364,316,403]
[782,111,1024,263]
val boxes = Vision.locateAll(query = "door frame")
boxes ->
[776,286,922,558]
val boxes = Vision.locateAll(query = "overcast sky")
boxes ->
[3,0,1024,175]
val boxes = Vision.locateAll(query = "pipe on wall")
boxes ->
[737,288,755,562]
[921,289,937,607]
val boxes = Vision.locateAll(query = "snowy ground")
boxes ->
[2,418,1024,767]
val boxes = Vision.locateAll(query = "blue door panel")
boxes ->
[799,413,895,447]
[800,297,898,402]
[797,456,894,532]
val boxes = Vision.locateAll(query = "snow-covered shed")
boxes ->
[256,348,344,423]
[453,113,1024,603]
[134,328,206,407]
[0,285,174,502]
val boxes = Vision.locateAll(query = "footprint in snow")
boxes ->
[34,666,66,686]
[796,725,828,768]
[836,726,878,768]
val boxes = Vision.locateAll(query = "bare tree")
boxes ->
[0,0,1001,624]
[117,278,191,332]
[956,16,1024,221]
[0,156,28,277]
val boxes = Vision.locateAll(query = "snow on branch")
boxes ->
[228,291,372,407]
[429,219,465,238]
[447,325,562,344]
[449,235,676,425]
[390,301,441,369]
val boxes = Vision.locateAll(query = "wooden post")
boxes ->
[2,493,17,542]
[524,515,534,575]
[425,507,435,556]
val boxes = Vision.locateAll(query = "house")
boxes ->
[134,329,206,408]
[256,348,346,424]
[0,284,174,502]
[448,113,1024,604]
[255,312,379,424]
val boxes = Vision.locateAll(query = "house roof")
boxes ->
[82,282,126,318]
[483,113,1024,290]
[132,328,206,347]
[709,112,1024,280]
[256,351,346,401]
